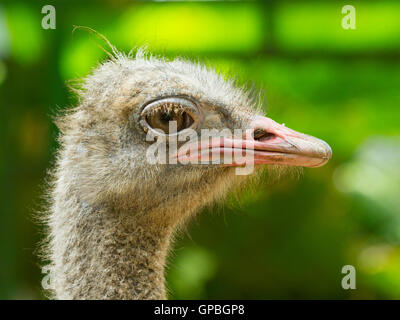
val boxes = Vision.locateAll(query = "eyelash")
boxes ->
[144,103,185,117]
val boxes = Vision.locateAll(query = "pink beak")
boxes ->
[176,116,332,168]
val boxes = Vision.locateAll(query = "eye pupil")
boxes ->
[160,112,173,123]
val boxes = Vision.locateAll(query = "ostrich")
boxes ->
[43,49,331,300]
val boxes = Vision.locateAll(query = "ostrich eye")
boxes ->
[140,97,198,135]
[146,109,193,134]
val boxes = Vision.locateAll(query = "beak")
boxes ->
[243,116,332,167]
[176,116,332,168]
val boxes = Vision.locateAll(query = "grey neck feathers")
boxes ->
[48,193,174,299]
[47,151,229,299]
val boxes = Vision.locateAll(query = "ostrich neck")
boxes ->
[48,153,224,299]
[49,192,175,300]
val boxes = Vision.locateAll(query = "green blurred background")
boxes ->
[1,0,400,299]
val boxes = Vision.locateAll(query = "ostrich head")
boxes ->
[47,49,331,299]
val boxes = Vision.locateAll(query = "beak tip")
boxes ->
[314,140,332,167]
[322,140,333,160]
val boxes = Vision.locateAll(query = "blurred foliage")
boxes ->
[0,0,400,299]
[275,2,400,52]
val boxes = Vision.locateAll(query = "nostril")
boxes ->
[252,128,275,141]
